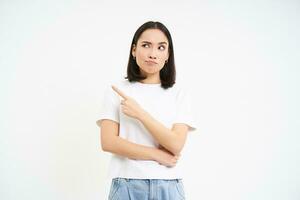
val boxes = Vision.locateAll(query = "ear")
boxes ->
[131,44,136,58]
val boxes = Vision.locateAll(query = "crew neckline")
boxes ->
[136,81,161,86]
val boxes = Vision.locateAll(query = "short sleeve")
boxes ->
[96,86,120,128]
[173,88,197,132]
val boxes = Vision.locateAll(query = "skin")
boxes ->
[132,29,169,84]
[101,119,179,167]
[111,85,188,156]
[100,28,189,167]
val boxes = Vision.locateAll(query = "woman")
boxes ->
[96,21,197,200]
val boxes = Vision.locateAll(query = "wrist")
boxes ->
[149,147,159,161]
[137,109,149,121]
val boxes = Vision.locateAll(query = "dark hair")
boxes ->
[124,21,176,89]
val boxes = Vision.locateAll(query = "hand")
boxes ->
[153,145,181,168]
[111,85,146,119]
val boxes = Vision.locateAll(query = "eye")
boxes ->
[142,44,150,48]
[158,46,166,50]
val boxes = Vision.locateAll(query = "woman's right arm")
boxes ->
[100,119,179,167]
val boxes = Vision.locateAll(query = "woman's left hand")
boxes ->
[111,85,146,119]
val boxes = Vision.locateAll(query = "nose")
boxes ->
[148,48,157,59]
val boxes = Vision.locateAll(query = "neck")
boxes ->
[140,75,161,84]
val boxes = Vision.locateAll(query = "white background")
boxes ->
[1,0,299,199]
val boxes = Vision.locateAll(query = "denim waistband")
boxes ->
[113,178,182,183]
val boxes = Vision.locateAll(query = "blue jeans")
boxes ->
[108,178,185,200]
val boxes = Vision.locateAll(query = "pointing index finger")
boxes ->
[111,85,128,99]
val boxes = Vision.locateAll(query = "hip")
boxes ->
[108,178,185,200]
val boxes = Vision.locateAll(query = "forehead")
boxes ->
[138,29,168,44]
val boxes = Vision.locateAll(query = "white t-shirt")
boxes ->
[96,79,197,179]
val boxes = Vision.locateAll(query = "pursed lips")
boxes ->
[145,60,158,64]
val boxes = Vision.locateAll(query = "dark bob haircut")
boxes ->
[124,21,176,89]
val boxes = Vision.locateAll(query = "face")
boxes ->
[132,29,169,77]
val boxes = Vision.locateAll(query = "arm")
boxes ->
[100,119,179,167]
[138,111,189,156]
[110,85,189,157]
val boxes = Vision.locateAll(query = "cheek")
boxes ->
[163,51,169,58]
[159,50,168,57]
[159,52,169,61]
[136,50,147,59]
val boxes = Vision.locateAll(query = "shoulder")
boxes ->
[102,79,126,97]
[172,81,191,96]
[106,78,134,98]
[106,78,131,92]
[111,78,132,88]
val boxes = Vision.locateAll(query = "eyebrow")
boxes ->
[141,41,168,45]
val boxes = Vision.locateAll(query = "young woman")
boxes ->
[96,21,197,200]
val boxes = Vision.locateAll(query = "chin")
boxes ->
[145,70,160,74]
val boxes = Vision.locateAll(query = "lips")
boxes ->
[145,60,158,64]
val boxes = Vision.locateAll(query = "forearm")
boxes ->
[111,86,181,156]
[102,135,157,160]
[138,111,181,156]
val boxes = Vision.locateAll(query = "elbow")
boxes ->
[169,130,188,156]
[167,142,184,156]
[101,135,118,152]
[101,144,109,152]
[170,146,183,156]
[100,131,116,152]
[101,140,113,152]
[160,137,185,156]
[171,136,187,156]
